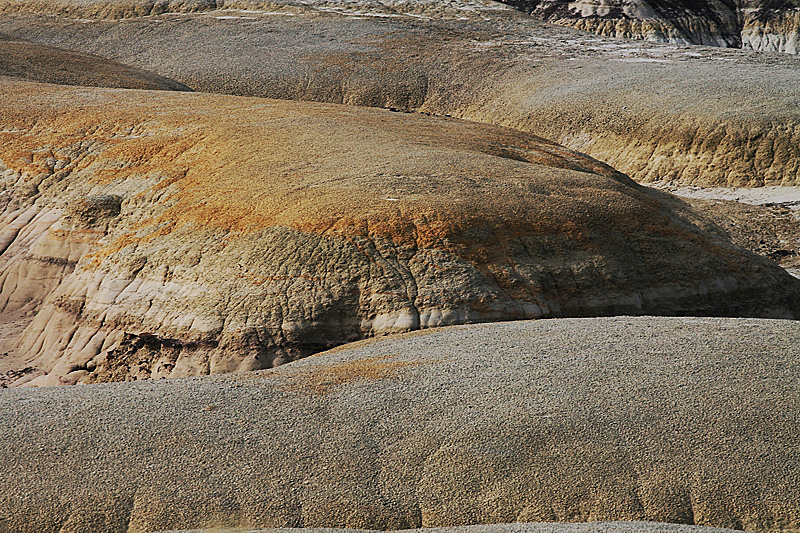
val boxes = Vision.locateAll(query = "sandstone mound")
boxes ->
[2,1,800,187]
[0,32,190,90]
[2,79,798,385]
[1,316,798,532]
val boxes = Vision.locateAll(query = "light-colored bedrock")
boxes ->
[741,9,800,54]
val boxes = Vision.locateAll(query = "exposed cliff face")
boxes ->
[3,2,800,188]
[741,7,800,53]
[508,0,743,47]
[499,0,800,54]
[2,79,798,386]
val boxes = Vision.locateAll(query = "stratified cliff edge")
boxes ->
[500,0,800,54]
[2,79,798,386]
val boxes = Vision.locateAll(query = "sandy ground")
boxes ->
[1,316,798,532]
[647,184,800,209]
[152,522,751,533]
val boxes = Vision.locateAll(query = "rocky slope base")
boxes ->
[2,0,800,187]
[498,0,800,54]
[2,79,798,386]
[2,317,798,532]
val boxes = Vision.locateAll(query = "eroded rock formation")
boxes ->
[499,0,800,54]
[2,79,798,385]
[2,1,800,187]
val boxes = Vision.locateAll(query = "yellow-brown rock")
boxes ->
[1,79,797,385]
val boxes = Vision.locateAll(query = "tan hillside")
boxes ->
[0,79,796,386]
[2,0,800,186]
[0,32,190,90]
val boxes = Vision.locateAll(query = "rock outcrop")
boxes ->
[497,0,800,54]
[3,1,800,187]
[1,316,798,531]
[2,79,798,385]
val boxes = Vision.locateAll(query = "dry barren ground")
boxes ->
[2,0,800,187]
[0,4,799,533]
[1,317,798,533]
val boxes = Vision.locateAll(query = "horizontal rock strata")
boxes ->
[154,525,749,533]
[497,0,800,55]
[3,1,800,186]
[1,317,798,532]
[2,79,799,384]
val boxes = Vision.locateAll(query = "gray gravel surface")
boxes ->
[1,316,798,533]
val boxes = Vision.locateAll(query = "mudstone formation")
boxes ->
[1,79,798,386]
[3,0,800,188]
[502,0,800,53]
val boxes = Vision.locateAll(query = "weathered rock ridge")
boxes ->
[3,1,800,187]
[499,0,800,54]
[2,79,798,385]
[2,317,798,532]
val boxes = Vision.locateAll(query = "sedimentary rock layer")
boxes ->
[1,317,798,532]
[3,1,800,186]
[497,0,800,55]
[154,525,749,533]
[2,79,798,385]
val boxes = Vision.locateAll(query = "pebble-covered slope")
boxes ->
[2,0,800,187]
[2,79,798,386]
[1,317,798,532]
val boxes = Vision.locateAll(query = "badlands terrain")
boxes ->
[504,0,800,54]
[0,0,799,532]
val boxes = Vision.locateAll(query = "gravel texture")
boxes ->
[1,316,798,533]
[153,522,751,533]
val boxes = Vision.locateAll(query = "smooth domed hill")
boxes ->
[1,316,798,532]
[1,78,798,386]
[1,0,799,187]
[0,32,190,90]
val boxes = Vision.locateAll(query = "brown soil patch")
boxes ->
[280,355,425,394]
